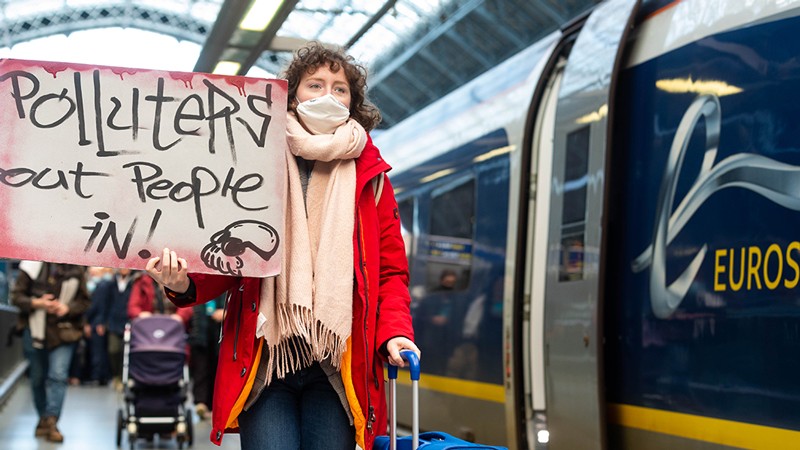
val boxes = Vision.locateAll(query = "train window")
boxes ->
[430,179,475,239]
[397,197,415,260]
[559,126,589,282]
[426,178,475,292]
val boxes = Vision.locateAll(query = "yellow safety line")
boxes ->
[393,371,504,403]
[608,403,800,449]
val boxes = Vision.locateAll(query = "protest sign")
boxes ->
[0,59,287,277]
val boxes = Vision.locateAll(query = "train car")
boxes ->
[374,0,800,449]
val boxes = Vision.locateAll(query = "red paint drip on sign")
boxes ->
[206,73,249,96]
[111,68,139,80]
[226,77,247,96]
[41,62,71,78]
[170,72,195,89]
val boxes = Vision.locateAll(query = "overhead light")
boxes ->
[576,104,608,124]
[240,0,284,31]
[656,76,743,96]
[420,168,455,184]
[473,145,515,162]
[213,61,242,75]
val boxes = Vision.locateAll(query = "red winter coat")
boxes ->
[168,135,414,449]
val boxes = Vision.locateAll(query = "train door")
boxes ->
[523,52,564,450]
[525,0,639,449]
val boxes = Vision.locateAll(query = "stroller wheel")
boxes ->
[116,409,123,447]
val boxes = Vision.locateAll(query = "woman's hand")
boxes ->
[385,337,421,368]
[146,248,190,294]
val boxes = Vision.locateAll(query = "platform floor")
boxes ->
[0,378,240,450]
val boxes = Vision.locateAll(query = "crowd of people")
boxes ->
[8,262,219,443]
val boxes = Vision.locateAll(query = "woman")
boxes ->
[147,42,419,449]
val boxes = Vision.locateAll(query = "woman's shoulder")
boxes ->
[356,134,391,176]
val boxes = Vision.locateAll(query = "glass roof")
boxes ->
[2,0,224,22]
[280,0,451,65]
[0,0,596,128]
[0,0,452,73]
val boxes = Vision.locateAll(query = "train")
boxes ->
[373,0,800,449]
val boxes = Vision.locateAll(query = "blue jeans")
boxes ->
[22,328,77,418]
[239,362,355,450]
[89,331,110,383]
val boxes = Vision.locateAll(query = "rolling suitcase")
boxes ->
[374,350,508,450]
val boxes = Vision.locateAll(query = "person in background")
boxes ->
[90,267,138,391]
[11,261,90,443]
[435,269,458,293]
[0,265,8,304]
[127,274,192,327]
[82,266,113,386]
[413,269,460,374]
[146,42,419,450]
[188,294,225,420]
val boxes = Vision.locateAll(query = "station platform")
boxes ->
[0,377,240,450]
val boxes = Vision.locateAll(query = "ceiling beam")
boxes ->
[193,0,251,73]
[193,0,301,75]
[237,0,300,75]
[368,0,485,87]
[474,4,526,47]
[416,47,464,85]
[0,4,210,50]
[344,0,397,49]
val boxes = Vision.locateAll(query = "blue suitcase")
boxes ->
[374,350,507,450]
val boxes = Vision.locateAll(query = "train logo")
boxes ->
[633,94,800,318]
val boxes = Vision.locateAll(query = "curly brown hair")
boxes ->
[282,41,382,132]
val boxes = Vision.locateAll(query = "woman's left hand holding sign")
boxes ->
[146,248,191,294]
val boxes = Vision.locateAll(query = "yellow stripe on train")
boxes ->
[608,403,800,448]
[392,371,505,404]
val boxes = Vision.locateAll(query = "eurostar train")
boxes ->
[374,0,800,449]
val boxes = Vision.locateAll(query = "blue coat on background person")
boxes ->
[90,269,139,387]
[93,271,139,337]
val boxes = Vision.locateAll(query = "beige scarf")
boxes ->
[256,113,367,383]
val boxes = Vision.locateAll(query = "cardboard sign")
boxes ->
[0,59,287,277]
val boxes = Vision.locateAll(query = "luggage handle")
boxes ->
[387,350,421,450]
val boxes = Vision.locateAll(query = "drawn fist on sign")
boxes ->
[201,220,280,276]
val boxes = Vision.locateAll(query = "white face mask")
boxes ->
[295,94,350,135]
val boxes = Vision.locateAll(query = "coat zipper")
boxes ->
[233,284,244,361]
[355,210,375,435]
[218,290,231,345]
[373,301,381,389]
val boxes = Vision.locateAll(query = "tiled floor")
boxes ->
[0,379,240,450]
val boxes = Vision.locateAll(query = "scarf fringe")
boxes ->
[265,303,348,384]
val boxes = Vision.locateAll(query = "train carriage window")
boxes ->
[559,126,590,282]
[430,179,474,239]
[426,178,475,292]
[397,197,415,260]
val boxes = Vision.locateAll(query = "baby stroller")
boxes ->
[117,316,194,449]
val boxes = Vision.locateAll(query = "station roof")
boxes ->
[0,0,599,128]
